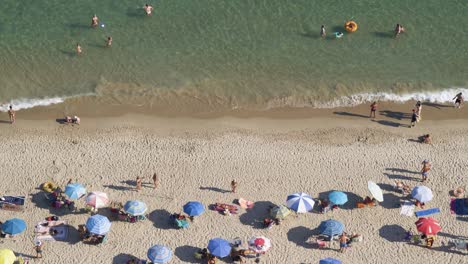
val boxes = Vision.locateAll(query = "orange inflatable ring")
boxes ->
[345,21,358,32]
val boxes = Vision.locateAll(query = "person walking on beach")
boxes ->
[231,180,238,193]
[394,23,405,38]
[339,233,349,253]
[8,105,15,124]
[370,102,377,118]
[91,15,99,27]
[415,101,422,122]
[453,92,463,108]
[320,25,326,38]
[410,109,417,127]
[144,4,154,16]
[34,241,43,258]
[106,36,112,47]
[76,43,82,55]
[421,160,431,182]
[136,176,142,192]
[152,173,158,189]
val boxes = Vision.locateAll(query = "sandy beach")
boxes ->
[0,103,467,264]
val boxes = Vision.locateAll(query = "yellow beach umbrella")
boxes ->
[0,249,15,264]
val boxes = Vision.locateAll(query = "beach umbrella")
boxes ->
[367,181,384,202]
[415,217,441,235]
[85,192,109,209]
[328,191,348,205]
[318,219,344,237]
[183,201,205,216]
[64,183,87,199]
[147,245,172,263]
[286,192,315,213]
[270,205,291,219]
[411,186,433,203]
[207,238,231,258]
[123,200,147,216]
[2,218,26,235]
[248,236,272,253]
[319,258,342,264]
[0,249,15,264]
[85,214,111,235]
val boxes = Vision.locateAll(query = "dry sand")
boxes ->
[0,107,467,264]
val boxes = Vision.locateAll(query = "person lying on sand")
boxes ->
[394,180,411,194]
[422,134,432,144]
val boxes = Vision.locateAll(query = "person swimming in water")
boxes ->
[144,4,154,16]
[76,43,82,55]
[394,23,405,38]
[91,15,99,28]
[320,25,326,38]
[334,32,344,39]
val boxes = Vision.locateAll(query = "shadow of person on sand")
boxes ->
[112,253,141,264]
[0,120,11,124]
[287,226,325,250]
[239,201,276,229]
[423,102,452,109]
[408,242,467,256]
[371,119,403,128]
[333,111,369,118]
[148,209,174,230]
[379,110,411,120]
[103,184,133,192]
[379,224,406,242]
[383,172,420,182]
[175,245,203,263]
[385,168,420,175]
[199,186,230,193]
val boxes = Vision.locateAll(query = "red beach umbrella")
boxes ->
[415,217,441,235]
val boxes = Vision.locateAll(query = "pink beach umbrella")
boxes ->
[85,192,109,209]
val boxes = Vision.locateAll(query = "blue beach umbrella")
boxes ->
[123,200,147,216]
[318,219,344,237]
[328,191,348,205]
[320,258,342,264]
[2,218,27,235]
[183,201,205,216]
[147,245,172,263]
[64,183,87,199]
[286,192,315,213]
[207,238,232,258]
[85,214,111,235]
[411,186,433,203]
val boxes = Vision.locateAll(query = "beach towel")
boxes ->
[415,208,440,217]
[34,220,68,241]
[400,200,415,217]
[0,196,25,211]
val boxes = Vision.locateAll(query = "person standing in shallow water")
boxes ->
[144,4,153,16]
[76,43,82,55]
[394,23,405,38]
[91,15,99,28]
[410,109,417,127]
[415,101,422,122]
[370,102,377,118]
[106,36,112,47]
[320,25,326,38]
[453,92,463,108]
[8,105,15,124]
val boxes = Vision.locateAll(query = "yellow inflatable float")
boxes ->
[42,182,58,193]
[345,21,358,32]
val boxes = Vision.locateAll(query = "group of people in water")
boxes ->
[320,23,405,39]
[76,4,154,55]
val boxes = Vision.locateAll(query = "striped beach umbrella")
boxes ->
[0,249,15,264]
[2,218,26,235]
[415,217,441,235]
[123,200,147,216]
[147,245,172,263]
[411,186,433,203]
[248,236,272,253]
[85,214,111,235]
[286,192,315,213]
[183,201,205,216]
[64,183,87,199]
[207,238,231,258]
[318,219,344,237]
[85,192,109,209]
[328,191,348,205]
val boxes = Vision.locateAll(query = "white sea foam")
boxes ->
[0,97,66,112]
[314,88,468,108]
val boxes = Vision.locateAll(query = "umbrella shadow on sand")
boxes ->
[30,191,86,217]
[379,224,406,242]
[112,254,141,264]
[239,201,276,229]
[317,191,363,211]
[408,242,467,256]
[148,209,175,230]
[380,193,406,209]
[287,226,326,250]
[175,245,203,263]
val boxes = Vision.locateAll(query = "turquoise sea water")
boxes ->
[0,0,467,110]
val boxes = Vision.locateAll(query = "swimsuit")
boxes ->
[340,242,347,248]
